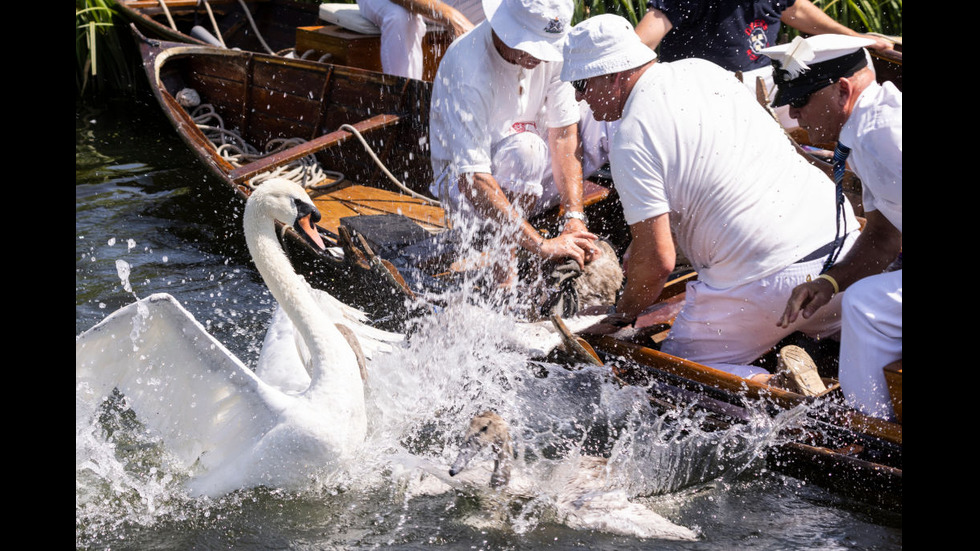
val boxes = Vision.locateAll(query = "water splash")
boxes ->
[115,259,133,294]
[76,215,796,543]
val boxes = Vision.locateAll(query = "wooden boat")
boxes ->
[580,272,902,511]
[135,27,619,315]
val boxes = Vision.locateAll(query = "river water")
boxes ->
[76,95,901,550]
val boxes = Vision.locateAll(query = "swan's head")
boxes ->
[246,178,326,250]
[450,410,513,488]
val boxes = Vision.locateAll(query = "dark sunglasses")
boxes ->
[571,78,589,94]
[788,80,836,109]
[788,93,813,109]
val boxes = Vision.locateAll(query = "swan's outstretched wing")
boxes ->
[76,293,281,473]
[254,286,403,392]
[252,304,311,393]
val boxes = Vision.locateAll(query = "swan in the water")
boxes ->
[404,411,699,541]
[75,178,400,497]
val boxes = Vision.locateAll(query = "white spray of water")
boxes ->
[76,213,800,541]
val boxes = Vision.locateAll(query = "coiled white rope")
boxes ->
[189,103,331,189]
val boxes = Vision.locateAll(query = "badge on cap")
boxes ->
[544,17,564,34]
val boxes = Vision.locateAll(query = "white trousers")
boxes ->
[838,269,902,420]
[356,0,484,80]
[662,233,858,379]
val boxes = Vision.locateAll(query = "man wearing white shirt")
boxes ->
[562,15,858,382]
[429,0,599,273]
[767,35,902,420]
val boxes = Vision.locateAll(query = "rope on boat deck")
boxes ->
[236,0,275,55]
[185,101,440,207]
[337,124,442,207]
[189,103,333,190]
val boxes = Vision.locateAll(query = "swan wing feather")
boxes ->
[254,286,403,392]
[76,293,281,471]
[254,304,312,393]
[310,287,404,356]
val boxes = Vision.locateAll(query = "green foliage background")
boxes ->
[76,0,139,97]
[76,0,900,98]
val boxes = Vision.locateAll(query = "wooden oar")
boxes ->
[587,335,902,446]
[550,314,603,366]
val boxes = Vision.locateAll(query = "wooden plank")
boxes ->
[295,24,452,81]
[228,114,401,184]
[312,185,446,234]
[767,441,902,511]
[314,197,365,235]
[296,25,383,73]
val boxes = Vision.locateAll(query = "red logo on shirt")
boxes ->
[512,121,537,133]
[744,20,769,61]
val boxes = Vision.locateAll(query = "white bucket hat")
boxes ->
[482,0,573,62]
[560,14,657,82]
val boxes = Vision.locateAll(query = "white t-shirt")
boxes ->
[611,59,856,289]
[839,80,902,234]
[429,21,579,177]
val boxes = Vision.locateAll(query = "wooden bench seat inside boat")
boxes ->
[311,184,447,238]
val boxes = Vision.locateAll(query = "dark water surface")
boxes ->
[76,96,901,550]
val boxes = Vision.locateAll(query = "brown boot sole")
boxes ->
[777,345,827,397]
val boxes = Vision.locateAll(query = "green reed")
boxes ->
[812,0,902,37]
[76,0,139,97]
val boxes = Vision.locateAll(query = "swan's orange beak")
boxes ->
[296,212,326,251]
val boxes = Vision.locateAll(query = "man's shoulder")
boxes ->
[849,81,902,141]
[436,23,490,73]
[636,58,740,94]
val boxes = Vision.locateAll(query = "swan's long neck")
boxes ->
[244,207,364,404]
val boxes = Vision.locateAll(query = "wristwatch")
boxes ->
[563,210,588,225]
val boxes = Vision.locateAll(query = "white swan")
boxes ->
[75,178,398,497]
[404,411,699,541]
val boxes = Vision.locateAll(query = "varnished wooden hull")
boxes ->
[136,28,444,311]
